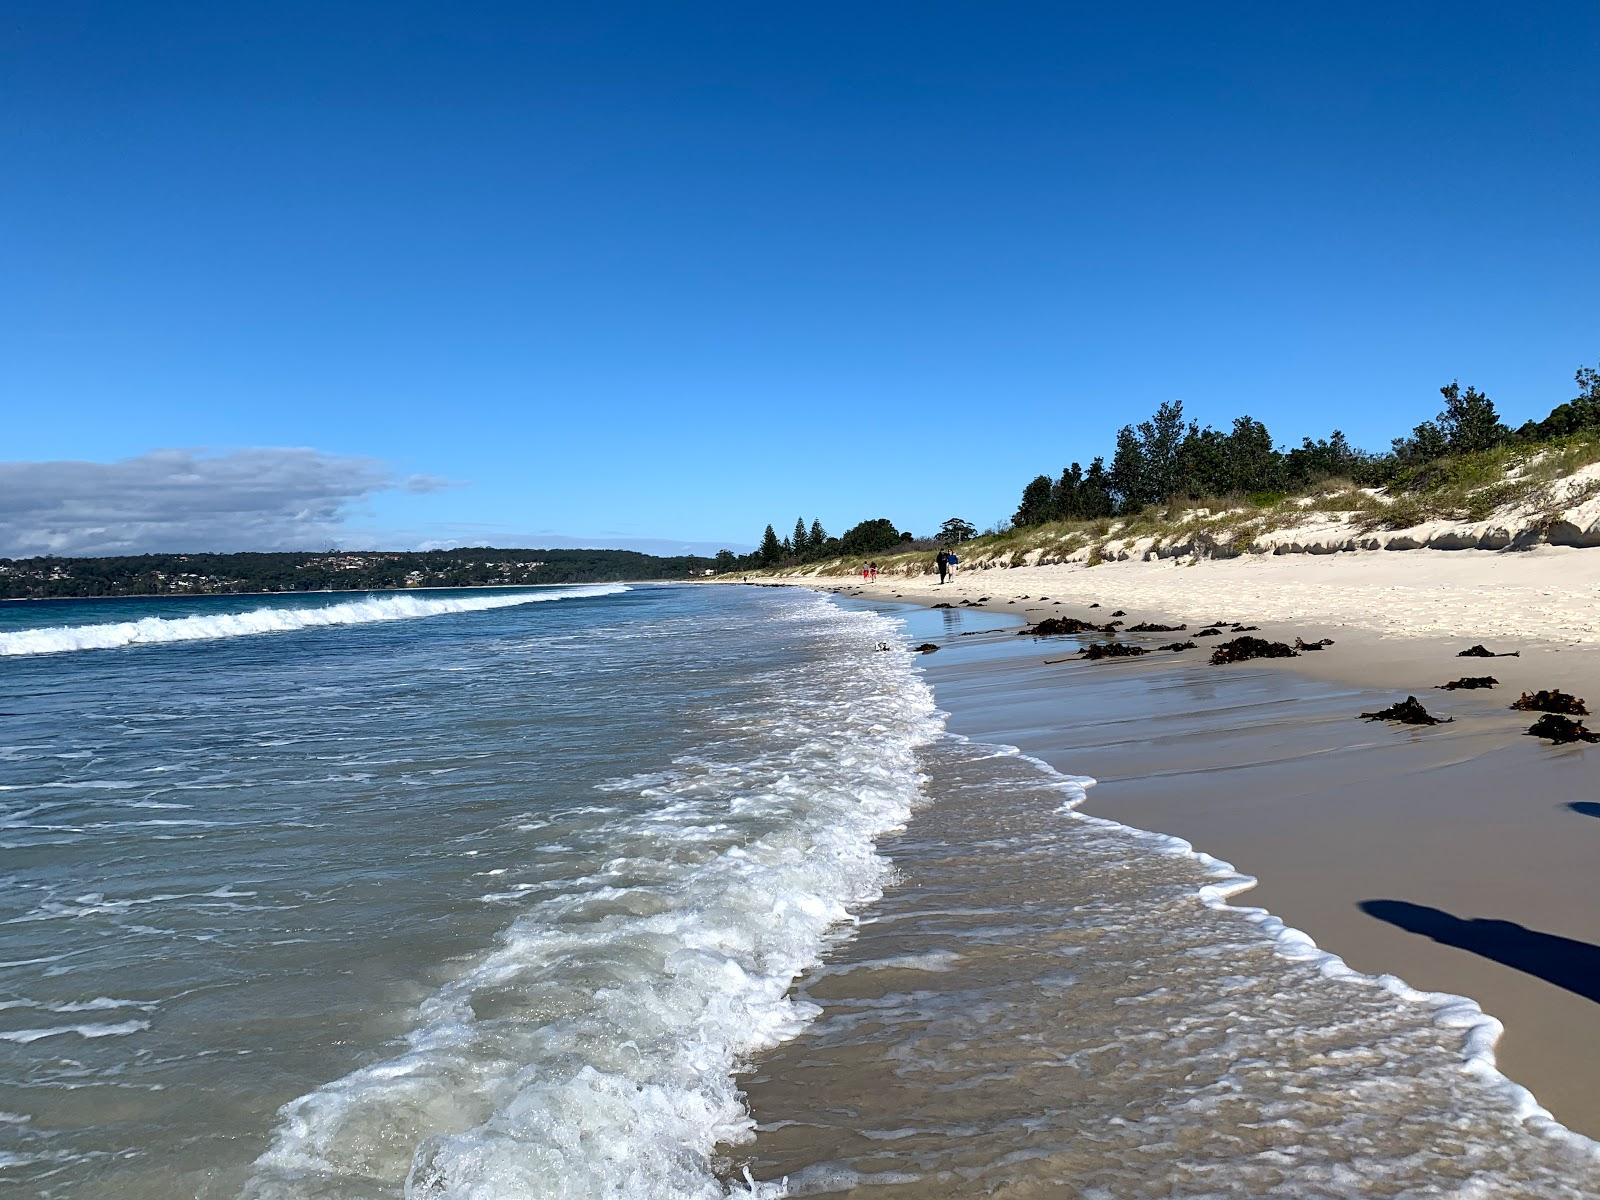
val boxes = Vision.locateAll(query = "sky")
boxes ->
[3,2,1598,556]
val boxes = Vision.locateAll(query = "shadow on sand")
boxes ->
[1359,899,1600,1006]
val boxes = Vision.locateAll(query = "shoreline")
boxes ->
[748,552,1600,1139]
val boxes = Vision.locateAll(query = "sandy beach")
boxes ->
[750,548,1600,1143]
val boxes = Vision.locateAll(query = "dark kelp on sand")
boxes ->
[1081,642,1147,660]
[1527,714,1600,744]
[1438,677,1498,690]
[1018,616,1118,637]
[1360,696,1453,725]
[1458,644,1520,658]
[1210,636,1299,665]
[1509,690,1589,716]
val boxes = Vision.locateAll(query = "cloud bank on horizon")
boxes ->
[0,449,735,558]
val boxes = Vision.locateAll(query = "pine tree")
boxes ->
[809,519,826,549]
[758,524,782,567]
[1109,426,1146,512]
[792,517,809,556]
[1082,458,1114,517]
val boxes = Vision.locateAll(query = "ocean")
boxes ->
[0,584,1594,1198]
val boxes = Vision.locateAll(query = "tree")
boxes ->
[808,519,827,550]
[1436,380,1506,454]
[792,517,809,556]
[937,517,977,544]
[1013,475,1055,527]
[1393,419,1448,466]
[714,549,737,573]
[1519,364,1600,440]
[1109,425,1146,512]
[1175,424,1228,497]
[1220,416,1283,495]
[1080,458,1114,518]
[1136,400,1187,503]
[839,518,903,556]
[1393,380,1505,465]
[758,524,783,566]
[1050,463,1085,520]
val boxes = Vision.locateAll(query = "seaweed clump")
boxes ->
[1294,637,1334,651]
[1158,641,1197,652]
[1509,690,1588,716]
[1019,616,1115,637]
[1527,714,1600,744]
[1458,644,1519,658]
[1210,636,1299,665]
[914,643,940,654]
[1081,642,1146,660]
[1195,628,1223,638]
[1359,696,1452,726]
[1128,622,1186,633]
[1438,677,1498,690]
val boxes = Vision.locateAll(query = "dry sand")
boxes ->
[751,547,1600,1137]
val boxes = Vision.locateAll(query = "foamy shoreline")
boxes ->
[742,549,1600,1140]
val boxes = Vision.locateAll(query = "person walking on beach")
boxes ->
[946,551,959,579]
[936,550,949,584]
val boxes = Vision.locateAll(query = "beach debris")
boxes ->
[1510,689,1589,716]
[1458,644,1520,658]
[1196,628,1223,638]
[1359,696,1452,725]
[875,641,892,651]
[1038,596,1049,600]
[1294,637,1335,651]
[1111,609,1126,617]
[1527,714,1600,744]
[1438,676,1498,690]
[932,602,954,609]
[1081,642,1146,660]
[1230,624,1259,632]
[1158,641,1197,652]
[1089,602,1101,608]
[1019,616,1117,637]
[1210,636,1299,665]
[1128,622,1186,633]
[914,643,941,654]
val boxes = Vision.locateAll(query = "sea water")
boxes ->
[0,585,1594,1197]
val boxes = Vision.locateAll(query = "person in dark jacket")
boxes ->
[936,550,949,584]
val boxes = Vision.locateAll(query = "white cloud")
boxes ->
[0,449,751,559]
[0,448,420,557]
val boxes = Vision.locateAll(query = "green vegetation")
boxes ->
[720,359,1600,579]
[0,548,718,600]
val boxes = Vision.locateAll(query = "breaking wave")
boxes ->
[0,586,630,657]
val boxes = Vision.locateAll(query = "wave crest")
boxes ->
[0,586,629,657]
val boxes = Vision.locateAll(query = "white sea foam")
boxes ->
[1008,748,1600,1160]
[243,595,940,1200]
[0,585,629,657]
[0,1020,149,1044]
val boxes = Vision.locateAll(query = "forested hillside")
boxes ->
[0,547,714,599]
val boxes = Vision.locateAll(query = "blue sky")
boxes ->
[4,2,1597,555]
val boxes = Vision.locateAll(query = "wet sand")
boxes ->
[748,582,1600,1145]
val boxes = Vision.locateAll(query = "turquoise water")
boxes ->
[0,585,938,1197]
[2,585,1596,1199]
